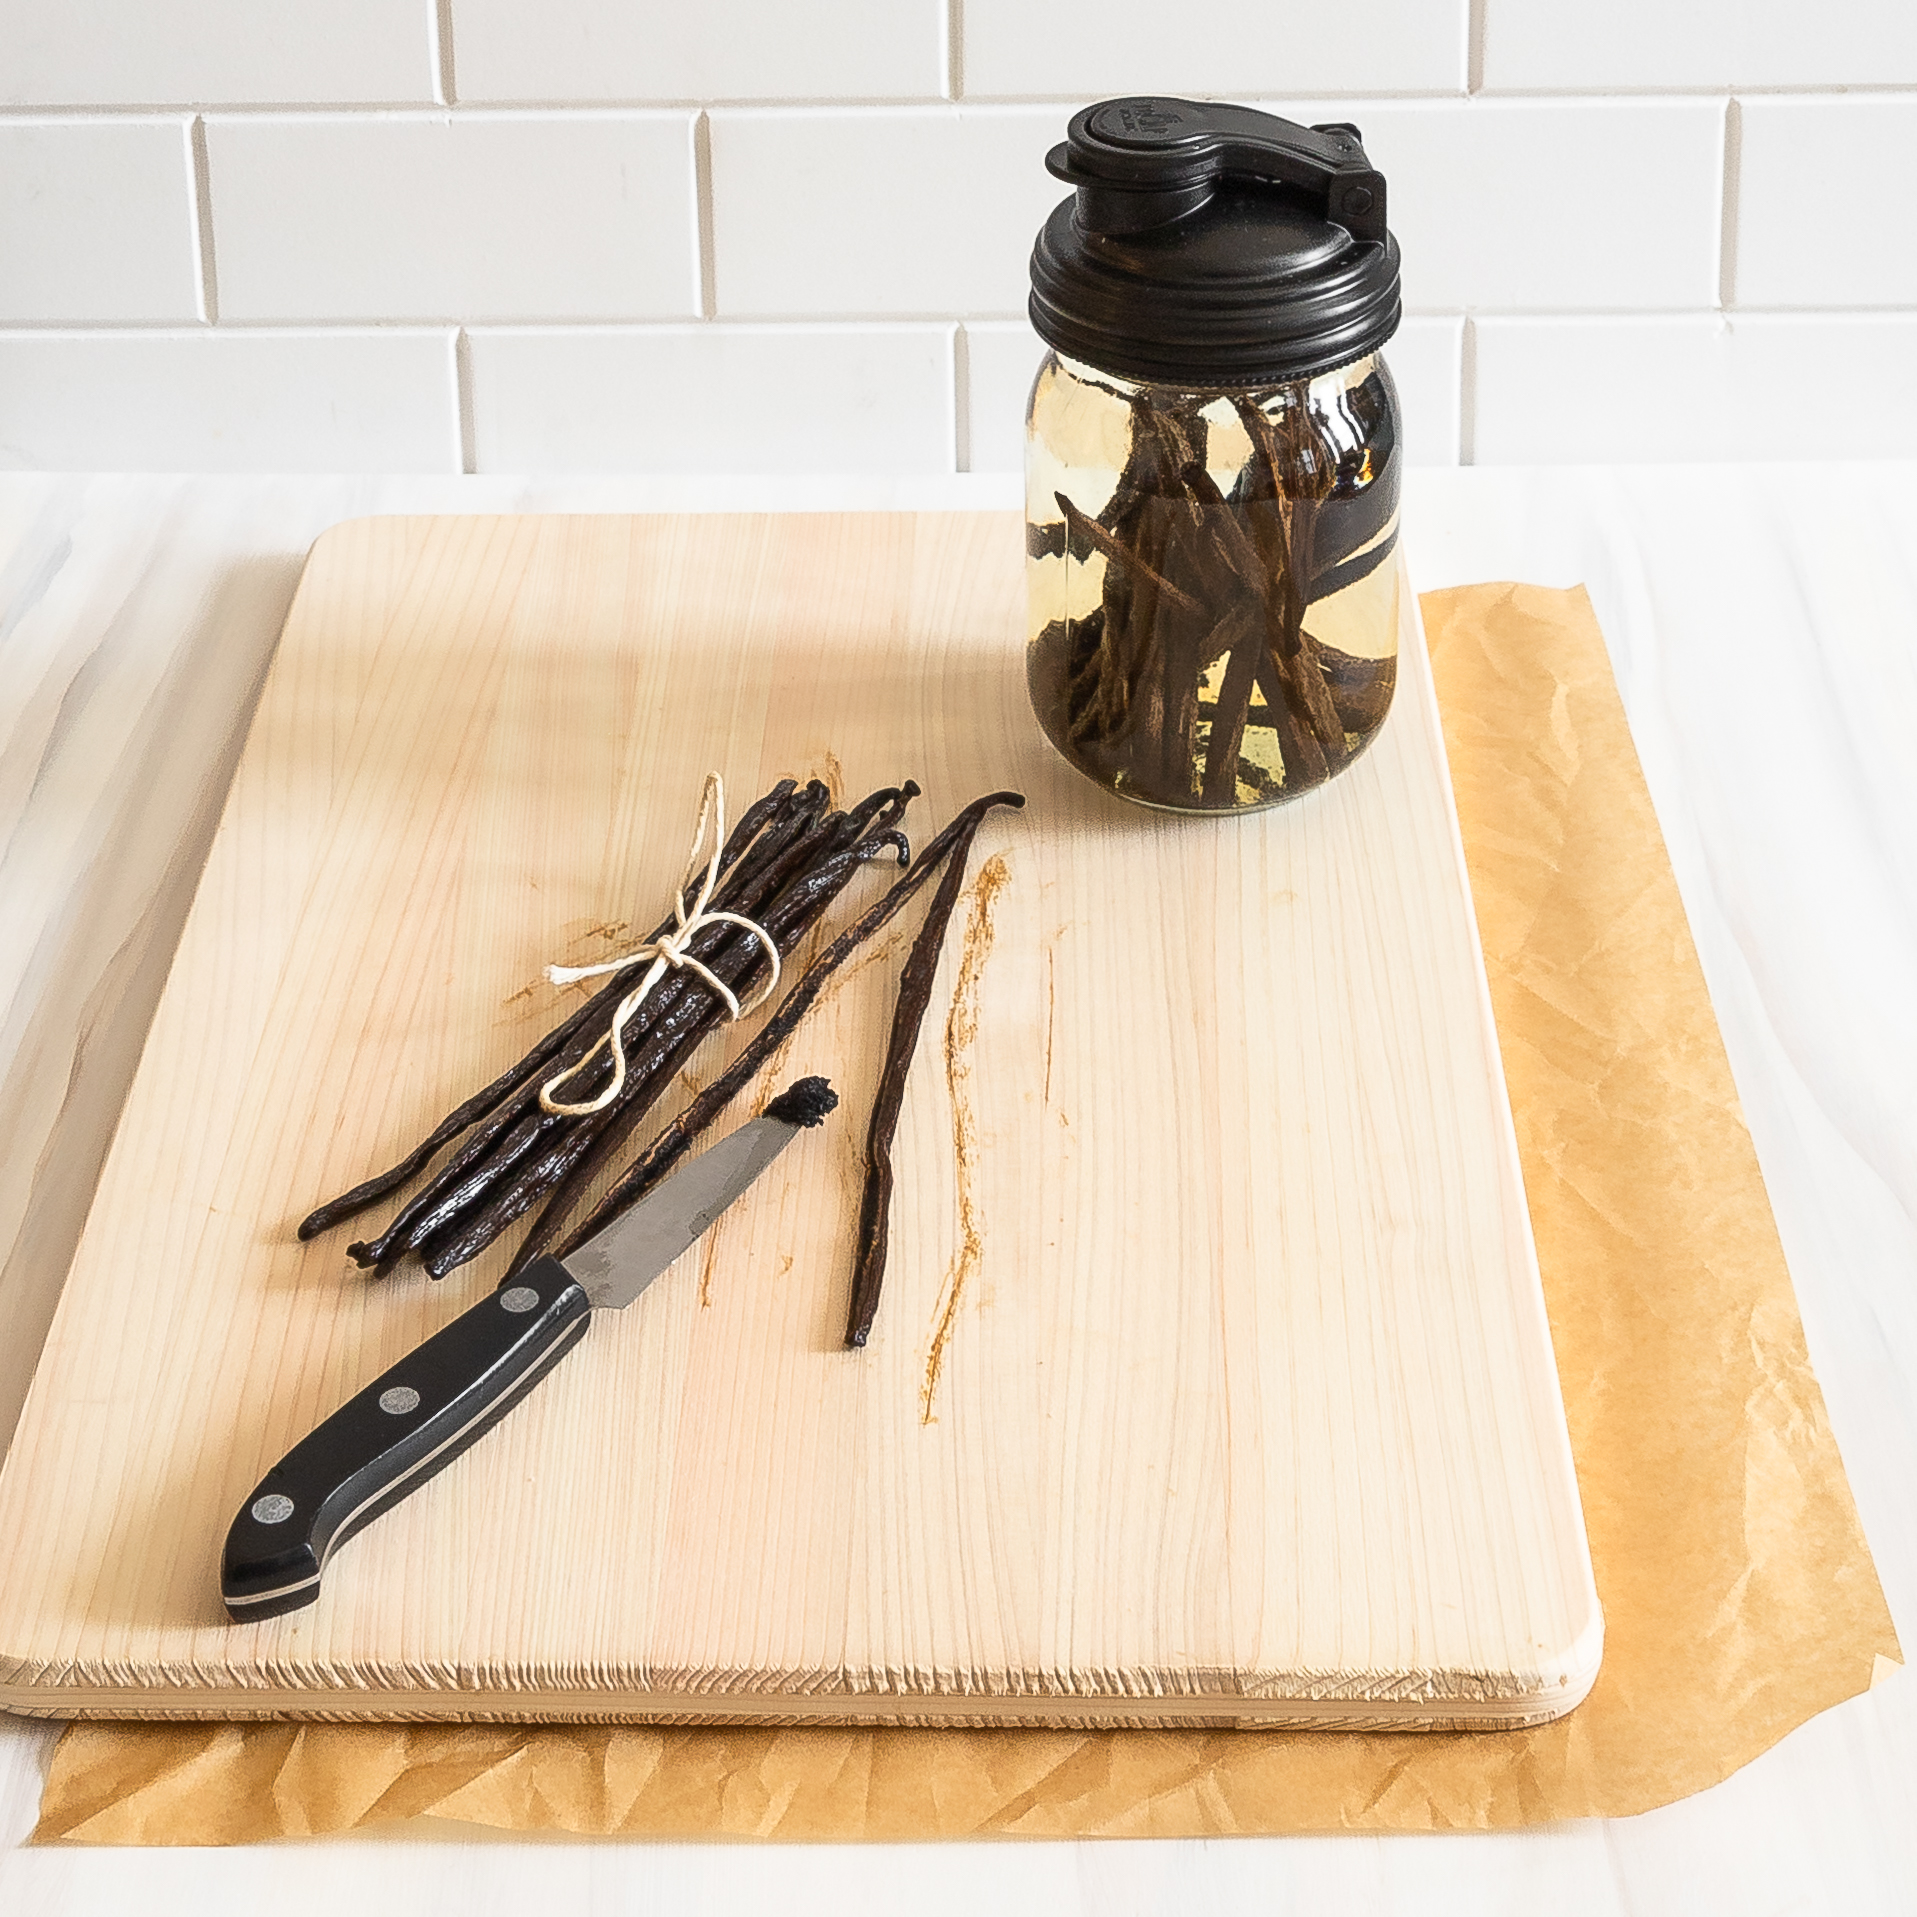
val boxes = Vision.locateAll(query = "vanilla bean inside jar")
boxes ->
[1024,97,1406,813]
[1026,350,1400,811]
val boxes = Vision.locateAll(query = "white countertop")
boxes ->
[1,468,1913,1913]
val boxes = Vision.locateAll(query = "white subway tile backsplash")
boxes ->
[964,0,1466,99]
[1381,316,1465,466]
[454,0,942,104]
[714,101,1627,324]
[0,332,457,470]
[1737,100,1917,309]
[0,0,433,106]
[1740,0,1917,86]
[1473,315,1917,462]
[1481,2,1727,92]
[468,326,955,471]
[205,114,699,322]
[962,316,1463,474]
[709,108,1064,317]
[0,121,199,323]
[1300,100,1724,312]
[1732,1,1917,87]
[961,322,1043,475]
[0,10,1903,478]
[1483,0,1917,92]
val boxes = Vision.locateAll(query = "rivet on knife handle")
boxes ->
[220,1259,591,1622]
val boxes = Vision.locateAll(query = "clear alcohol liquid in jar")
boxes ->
[1025,347,1400,813]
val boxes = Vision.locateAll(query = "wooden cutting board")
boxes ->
[0,513,1600,1729]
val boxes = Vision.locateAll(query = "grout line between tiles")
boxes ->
[187,116,219,324]
[4,308,1916,343]
[0,315,1009,334]
[694,112,718,320]
[1467,0,1486,94]
[431,0,458,106]
[455,328,476,472]
[17,87,1917,117]
[2,86,1917,120]
[1718,97,1743,310]
[1459,314,1477,466]
[953,324,971,472]
[946,0,965,100]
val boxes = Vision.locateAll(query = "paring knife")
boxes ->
[221,1077,838,1623]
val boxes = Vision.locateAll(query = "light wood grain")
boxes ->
[0,511,1599,1727]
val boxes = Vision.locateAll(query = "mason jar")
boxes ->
[1025,98,1405,814]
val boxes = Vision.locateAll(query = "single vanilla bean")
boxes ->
[842,803,1003,1348]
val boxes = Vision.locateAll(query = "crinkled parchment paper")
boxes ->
[33,583,1899,1843]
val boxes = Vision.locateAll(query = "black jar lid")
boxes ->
[1029,98,1402,389]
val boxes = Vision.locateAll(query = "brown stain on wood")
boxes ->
[1043,944,1057,1106]
[501,919,632,1011]
[816,752,846,808]
[505,973,593,1016]
[920,852,1010,1424]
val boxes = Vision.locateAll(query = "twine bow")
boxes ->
[539,773,780,1117]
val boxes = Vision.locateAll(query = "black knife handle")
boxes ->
[221,1257,591,1622]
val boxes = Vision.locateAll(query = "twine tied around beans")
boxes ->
[538,773,780,1116]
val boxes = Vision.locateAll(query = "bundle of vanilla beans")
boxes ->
[300,776,1022,1342]
[1031,372,1400,811]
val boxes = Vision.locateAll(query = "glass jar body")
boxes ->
[1024,349,1402,814]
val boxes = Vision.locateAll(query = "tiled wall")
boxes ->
[2,3,1912,472]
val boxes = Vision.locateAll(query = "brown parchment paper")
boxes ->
[33,582,1900,1844]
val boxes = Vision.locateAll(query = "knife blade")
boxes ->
[221,1077,837,1623]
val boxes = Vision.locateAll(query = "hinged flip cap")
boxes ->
[1029,97,1403,388]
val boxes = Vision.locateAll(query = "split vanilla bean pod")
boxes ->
[842,799,1003,1348]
